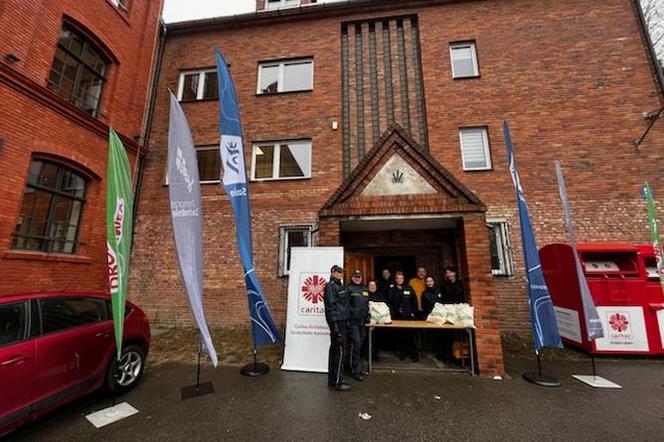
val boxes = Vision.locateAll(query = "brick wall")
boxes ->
[131,0,664,342]
[0,0,163,295]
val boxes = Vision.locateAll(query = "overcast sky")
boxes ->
[162,0,345,23]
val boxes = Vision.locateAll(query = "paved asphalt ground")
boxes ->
[6,355,664,441]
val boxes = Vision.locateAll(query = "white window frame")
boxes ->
[196,145,221,184]
[449,42,479,79]
[110,0,128,10]
[487,220,514,276]
[265,0,300,11]
[256,58,314,94]
[177,68,217,101]
[250,139,312,181]
[278,225,313,276]
[459,127,492,171]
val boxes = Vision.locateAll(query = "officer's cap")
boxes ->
[352,269,363,277]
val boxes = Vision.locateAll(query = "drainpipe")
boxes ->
[132,19,167,250]
[634,0,664,99]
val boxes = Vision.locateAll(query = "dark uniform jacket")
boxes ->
[376,277,394,299]
[324,277,350,326]
[347,283,370,324]
[368,288,386,303]
[388,284,418,319]
[422,286,443,317]
[442,279,466,304]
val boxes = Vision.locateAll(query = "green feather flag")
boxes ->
[106,128,134,360]
[643,182,664,293]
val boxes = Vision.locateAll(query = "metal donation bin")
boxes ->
[540,243,664,355]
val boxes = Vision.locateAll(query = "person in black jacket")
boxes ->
[441,265,466,304]
[439,266,467,364]
[324,265,351,391]
[347,270,370,381]
[376,269,394,300]
[422,275,442,318]
[388,271,419,361]
[367,279,384,303]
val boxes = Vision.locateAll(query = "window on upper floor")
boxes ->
[450,41,479,79]
[459,127,492,171]
[12,160,88,254]
[47,25,110,117]
[110,0,128,10]
[487,220,514,276]
[257,59,313,94]
[278,225,313,276]
[178,69,218,101]
[251,140,312,181]
[196,145,221,183]
[266,0,300,10]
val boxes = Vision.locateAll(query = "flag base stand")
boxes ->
[241,350,270,377]
[181,344,215,400]
[85,402,138,428]
[572,354,621,389]
[522,353,561,387]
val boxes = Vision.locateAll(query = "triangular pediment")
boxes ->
[362,153,436,196]
[320,125,485,217]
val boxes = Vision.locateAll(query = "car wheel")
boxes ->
[106,345,145,394]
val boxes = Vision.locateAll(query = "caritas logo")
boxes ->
[609,313,630,334]
[298,274,327,316]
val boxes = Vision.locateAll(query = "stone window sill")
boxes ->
[1,250,92,264]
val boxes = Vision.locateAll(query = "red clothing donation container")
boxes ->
[539,243,664,355]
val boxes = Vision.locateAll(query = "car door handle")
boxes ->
[96,331,111,338]
[0,355,30,366]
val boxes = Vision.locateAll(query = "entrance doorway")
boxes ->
[373,256,416,280]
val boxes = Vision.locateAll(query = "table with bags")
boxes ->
[367,301,476,376]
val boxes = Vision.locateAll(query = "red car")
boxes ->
[0,291,150,436]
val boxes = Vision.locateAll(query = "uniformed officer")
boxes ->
[376,269,394,299]
[347,269,370,381]
[324,264,351,391]
[388,271,419,361]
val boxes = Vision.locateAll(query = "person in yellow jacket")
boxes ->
[408,266,427,317]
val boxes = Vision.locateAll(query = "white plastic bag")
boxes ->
[369,301,392,324]
[453,303,475,328]
[426,303,474,327]
[426,303,449,325]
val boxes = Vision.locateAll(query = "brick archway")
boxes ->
[318,125,505,376]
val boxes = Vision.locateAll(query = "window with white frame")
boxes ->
[266,0,300,11]
[251,140,311,181]
[257,59,313,94]
[177,69,218,101]
[488,221,514,276]
[196,145,221,183]
[459,127,492,171]
[278,225,313,276]
[450,42,479,78]
[110,0,127,9]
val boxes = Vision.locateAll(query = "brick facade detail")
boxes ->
[0,0,163,296]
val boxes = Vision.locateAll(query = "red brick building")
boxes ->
[130,0,664,375]
[0,1,163,294]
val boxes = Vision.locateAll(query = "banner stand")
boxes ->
[522,352,560,387]
[572,353,622,389]
[85,367,138,428]
[240,349,270,377]
[181,338,215,399]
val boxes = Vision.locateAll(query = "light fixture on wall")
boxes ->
[4,53,20,63]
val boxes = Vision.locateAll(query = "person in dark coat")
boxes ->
[324,265,351,391]
[421,276,442,318]
[367,279,385,303]
[441,265,466,304]
[388,271,419,361]
[439,265,467,364]
[347,270,370,381]
[366,279,386,360]
[376,269,394,300]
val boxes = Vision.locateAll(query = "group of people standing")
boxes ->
[323,264,467,391]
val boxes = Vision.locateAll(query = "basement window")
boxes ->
[257,59,313,94]
[488,220,514,276]
[278,225,313,276]
[177,69,218,101]
[251,140,311,181]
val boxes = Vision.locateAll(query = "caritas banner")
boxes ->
[281,247,344,373]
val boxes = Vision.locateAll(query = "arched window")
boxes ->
[47,24,109,117]
[12,160,88,254]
